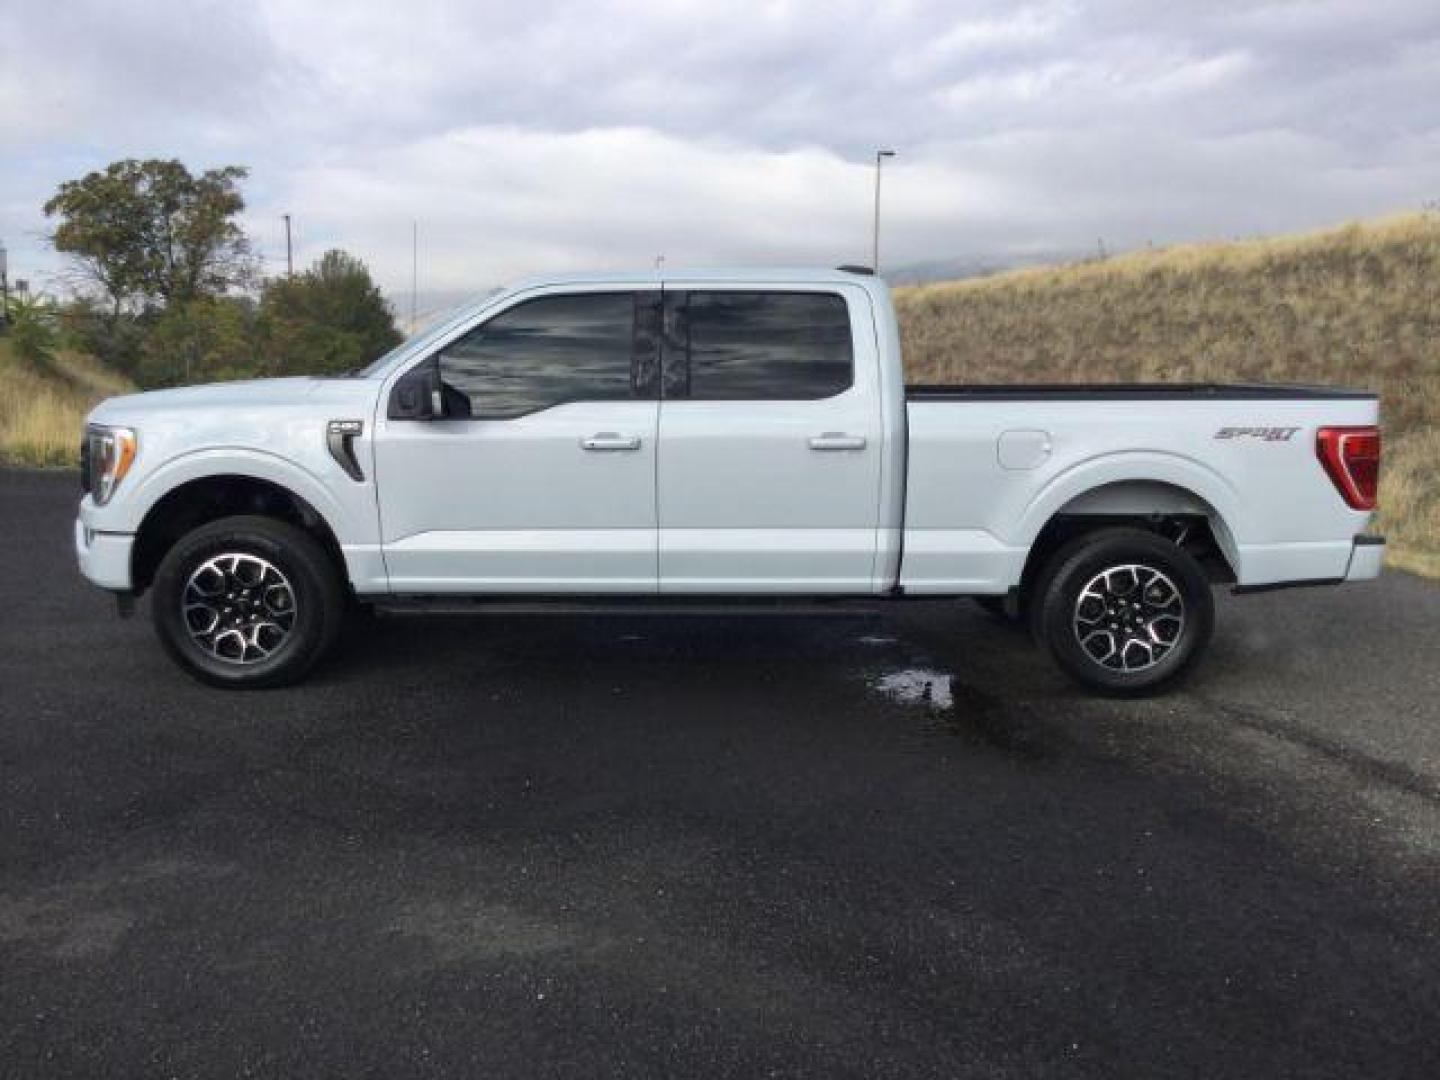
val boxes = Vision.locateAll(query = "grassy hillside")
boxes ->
[895,213,1440,576]
[0,338,134,467]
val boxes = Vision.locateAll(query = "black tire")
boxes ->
[1030,527,1214,696]
[151,515,345,689]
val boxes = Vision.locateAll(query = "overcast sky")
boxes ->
[2,0,1438,306]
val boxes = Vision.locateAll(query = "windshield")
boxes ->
[352,304,470,377]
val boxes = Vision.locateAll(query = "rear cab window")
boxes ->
[662,291,853,400]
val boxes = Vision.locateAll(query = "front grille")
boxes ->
[79,431,92,494]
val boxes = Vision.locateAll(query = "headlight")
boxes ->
[85,425,138,505]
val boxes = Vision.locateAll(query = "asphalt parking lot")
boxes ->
[3,467,1440,1078]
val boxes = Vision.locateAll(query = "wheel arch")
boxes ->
[131,473,347,596]
[1012,468,1241,614]
[1017,454,1241,544]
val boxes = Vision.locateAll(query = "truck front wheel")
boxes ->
[1031,527,1214,695]
[151,515,345,689]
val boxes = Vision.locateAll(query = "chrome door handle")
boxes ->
[581,432,642,451]
[808,432,867,451]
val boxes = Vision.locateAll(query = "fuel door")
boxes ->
[997,429,1052,470]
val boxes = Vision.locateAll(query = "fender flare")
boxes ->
[1015,451,1244,555]
[120,447,358,541]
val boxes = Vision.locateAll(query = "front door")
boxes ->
[373,287,661,593]
[655,285,883,593]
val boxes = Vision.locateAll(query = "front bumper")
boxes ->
[75,516,135,591]
[1344,534,1385,582]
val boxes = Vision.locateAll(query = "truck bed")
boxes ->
[899,384,1381,595]
[905,383,1376,401]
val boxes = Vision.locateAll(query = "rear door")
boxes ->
[655,284,883,593]
[373,287,661,593]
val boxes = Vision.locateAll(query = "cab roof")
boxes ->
[502,266,884,291]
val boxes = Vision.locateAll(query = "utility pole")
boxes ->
[411,221,418,330]
[283,214,293,277]
[871,149,896,273]
[0,240,9,328]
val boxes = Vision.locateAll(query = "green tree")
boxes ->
[137,297,258,387]
[44,159,256,316]
[258,250,401,375]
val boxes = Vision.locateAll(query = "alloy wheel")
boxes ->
[182,553,297,664]
[1071,563,1186,673]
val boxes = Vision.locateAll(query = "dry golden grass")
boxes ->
[0,339,134,467]
[896,212,1440,574]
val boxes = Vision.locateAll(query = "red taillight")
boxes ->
[1316,426,1380,511]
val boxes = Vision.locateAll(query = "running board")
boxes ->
[369,596,894,618]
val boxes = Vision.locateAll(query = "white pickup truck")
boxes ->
[75,268,1384,693]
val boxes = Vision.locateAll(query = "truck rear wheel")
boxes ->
[151,515,344,689]
[1031,527,1214,695]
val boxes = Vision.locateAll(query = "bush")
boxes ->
[137,297,259,387]
[5,295,61,371]
[58,298,148,380]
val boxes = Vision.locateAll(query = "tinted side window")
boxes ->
[439,292,642,418]
[681,291,852,401]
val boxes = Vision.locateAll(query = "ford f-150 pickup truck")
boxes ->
[75,268,1384,693]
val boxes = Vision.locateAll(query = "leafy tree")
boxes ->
[40,165,401,389]
[258,250,401,375]
[44,159,256,315]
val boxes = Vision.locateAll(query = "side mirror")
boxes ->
[388,364,443,420]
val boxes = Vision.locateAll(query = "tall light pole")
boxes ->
[871,149,896,273]
[282,214,293,277]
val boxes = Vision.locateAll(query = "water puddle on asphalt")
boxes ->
[856,634,1058,762]
[869,667,954,709]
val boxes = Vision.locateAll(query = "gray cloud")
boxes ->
[2,0,1437,301]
